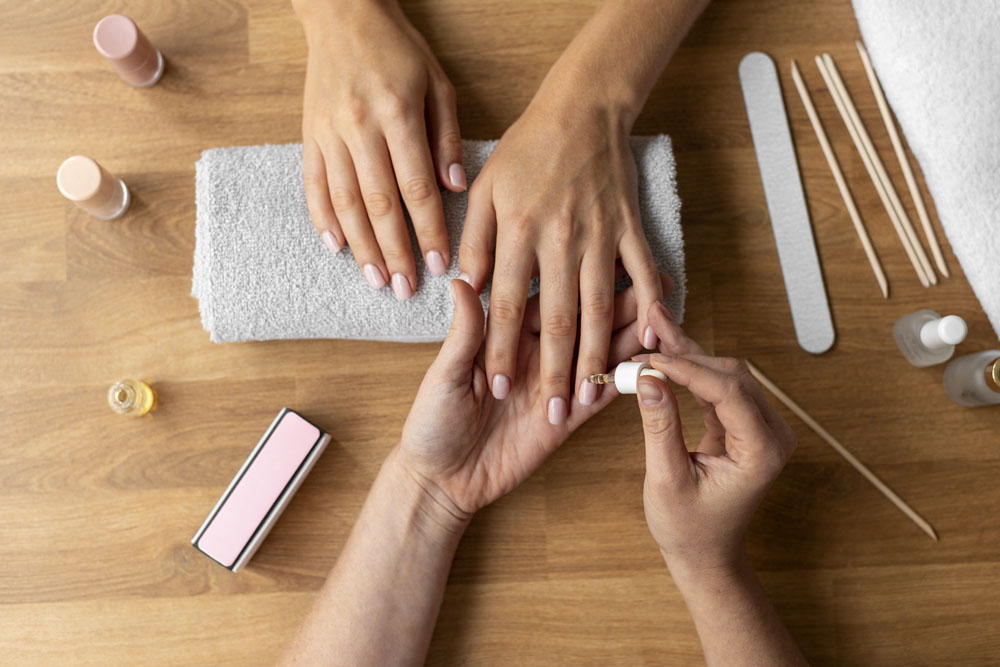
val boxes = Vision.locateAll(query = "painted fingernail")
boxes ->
[449,162,467,190]
[643,325,659,350]
[363,264,386,289]
[656,300,674,321]
[321,230,342,254]
[425,250,447,276]
[547,397,567,425]
[638,379,663,406]
[391,273,413,300]
[459,272,473,285]
[492,374,511,400]
[579,380,598,406]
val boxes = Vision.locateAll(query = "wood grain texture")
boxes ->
[2,0,998,664]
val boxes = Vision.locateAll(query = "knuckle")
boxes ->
[544,313,576,339]
[379,92,411,123]
[489,297,524,324]
[364,192,394,217]
[505,217,535,248]
[719,357,745,377]
[402,177,436,203]
[579,354,607,373]
[438,130,462,156]
[329,187,357,211]
[342,96,368,126]
[584,291,613,319]
[381,247,411,265]
[543,370,572,389]
[548,213,575,250]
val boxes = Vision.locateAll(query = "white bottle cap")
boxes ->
[919,315,967,350]
[613,362,668,394]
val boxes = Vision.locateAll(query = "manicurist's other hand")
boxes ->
[634,304,807,667]
[295,0,465,299]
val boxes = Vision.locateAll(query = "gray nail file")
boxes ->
[738,52,835,355]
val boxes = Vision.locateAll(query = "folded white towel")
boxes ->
[193,137,685,343]
[853,0,1000,338]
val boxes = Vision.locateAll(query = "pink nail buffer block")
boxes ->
[192,408,330,571]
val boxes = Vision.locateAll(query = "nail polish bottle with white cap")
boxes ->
[893,308,968,367]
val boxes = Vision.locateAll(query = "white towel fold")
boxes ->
[853,0,1000,338]
[193,137,685,343]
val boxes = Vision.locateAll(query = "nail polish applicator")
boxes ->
[586,362,667,394]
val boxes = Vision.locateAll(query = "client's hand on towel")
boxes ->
[294,0,465,300]
[392,278,650,519]
[459,92,664,425]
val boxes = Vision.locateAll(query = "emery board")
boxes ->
[738,52,835,354]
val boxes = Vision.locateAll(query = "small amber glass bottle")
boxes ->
[108,379,157,416]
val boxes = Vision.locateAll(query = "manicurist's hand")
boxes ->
[396,276,666,518]
[633,304,807,667]
[459,95,663,423]
[294,0,465,300]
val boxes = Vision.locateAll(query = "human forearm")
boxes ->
[667,556,808,667]
[532,0,709,128]
[279,449,468,666]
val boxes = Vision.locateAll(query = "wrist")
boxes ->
[664,549,750,592]
[379,448,472,547]
[529,65,641,134]
[293,0,397,36]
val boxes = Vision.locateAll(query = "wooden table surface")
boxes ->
[3,0,998,664]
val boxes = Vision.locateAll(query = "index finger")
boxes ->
[647,354,777,464]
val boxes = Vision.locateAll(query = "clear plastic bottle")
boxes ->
[943,351,1000,407]
[893,309,967,367]
[108,379,157,416]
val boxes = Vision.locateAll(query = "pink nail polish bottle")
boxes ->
[93,14,165,88]
[56,155,131,220]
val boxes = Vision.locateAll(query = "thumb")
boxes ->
[435,279,486,378]
[637,376,693,483]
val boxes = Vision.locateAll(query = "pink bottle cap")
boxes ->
[93,14,164,87]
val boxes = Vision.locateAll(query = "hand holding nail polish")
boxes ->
[295,0,465,298]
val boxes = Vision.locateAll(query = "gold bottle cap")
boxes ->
[986,357,1000,393]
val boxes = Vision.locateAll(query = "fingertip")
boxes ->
[448,162,467,191]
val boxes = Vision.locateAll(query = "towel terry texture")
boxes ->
[193,137,685,343]
[853,0,1000,338]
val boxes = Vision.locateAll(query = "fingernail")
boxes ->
[363,264,386,289]
[578,380,598,406]
[492,374,511,400]
[547,397,567,425]
[459,272,473,286]
[643,325,659,350]
[391,273,413,300]
[425,250,447,276]
[651,353,678,364]
[321,230,342,254]
[449,162,467,190]
[638,379,663,406]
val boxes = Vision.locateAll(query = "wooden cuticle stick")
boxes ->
[821,52,937,285]
[790,59,888,299]
[855,40,950,278]
[744,359,939,542]
[814,55,930,287]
